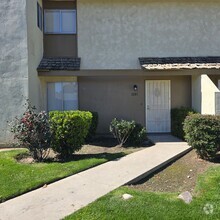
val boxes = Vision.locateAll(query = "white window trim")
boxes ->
[44,9,77,34]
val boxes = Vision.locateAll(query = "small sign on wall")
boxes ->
[131,92,138,96]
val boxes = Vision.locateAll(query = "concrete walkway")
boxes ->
[0,135,191,220]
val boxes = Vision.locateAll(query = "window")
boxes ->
[37,3,43,31]
[47,82,78,111]
[44,10,76,34]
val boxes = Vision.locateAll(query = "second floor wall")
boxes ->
[43,0,77,57]
[77,0,220,69]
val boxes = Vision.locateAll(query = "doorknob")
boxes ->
[147,105,150,110]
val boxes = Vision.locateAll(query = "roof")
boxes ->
[37,57,81,71]
[139,57,220,70]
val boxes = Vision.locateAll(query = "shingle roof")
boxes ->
[37,57,81,71]
[139,57,220,70]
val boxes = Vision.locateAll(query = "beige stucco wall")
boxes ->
[201,74,219,115]
[0,0,29,144]
[79,74,191,133]
[27,0,44,111]
[78,0,220,69]
[192,74,220,114]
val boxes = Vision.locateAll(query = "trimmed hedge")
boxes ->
[171,107,197,140]
[128,123,147,146]
[183,114,220,160]
[49,111,92,160]
[86,112,98,141]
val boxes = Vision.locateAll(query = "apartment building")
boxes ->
[1,0,220,144]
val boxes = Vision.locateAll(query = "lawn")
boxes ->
[0,149,125,203]
[65,166,220,220]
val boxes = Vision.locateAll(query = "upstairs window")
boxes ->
[37,3,43,31]
[44,10,77,34]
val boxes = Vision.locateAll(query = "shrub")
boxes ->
[110,118,135,147]
[171,107,197,140]
[49,111,92,160]
[183,114,220,160]
[128,123,147,146]
[86,112,99,141]
[10,102,51,161]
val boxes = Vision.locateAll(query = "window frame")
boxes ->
[217,79,220,90]
[47,82,79,112]
[37,2,43,31]
[44,9,77,34]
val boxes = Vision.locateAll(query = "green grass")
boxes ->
[0,149,125,203]
[65,166,220,220]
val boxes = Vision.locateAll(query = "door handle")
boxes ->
[147,105,150,110]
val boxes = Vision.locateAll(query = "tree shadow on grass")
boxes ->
[15,149,127,163]
[72,152,126,161]
[87,136,154,149]
[43,152,127,163]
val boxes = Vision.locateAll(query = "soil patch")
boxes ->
[128,150,220,194]
[78,136,151,155]
[16,136,151,164]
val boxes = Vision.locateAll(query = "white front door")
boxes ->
[145,80,171,133]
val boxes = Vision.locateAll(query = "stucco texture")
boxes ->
[201,74,219,115]
[78,0,220,69]
[0,0,28,144]
[27,0,44,112]
[79,74,191,133]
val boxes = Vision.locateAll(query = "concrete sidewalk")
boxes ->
[0,135,191,220]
